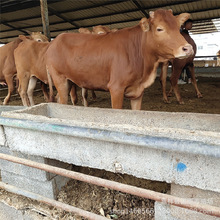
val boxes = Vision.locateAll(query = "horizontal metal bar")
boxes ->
[195,56,218,58]
[0,153,220,217]
[0,181,108,220]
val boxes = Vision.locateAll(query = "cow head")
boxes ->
[92,25,111,34]
[140,9,194,61]
[79,28,92,34]
[18,32,49,43]
[30,32,49,42]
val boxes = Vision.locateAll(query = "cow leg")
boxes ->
[160,61,170,103]
[82,88,89,107]
[91,90,96,100]
[53,76,69,104]
[41,82,49,102]
[169,67,184,104]
[18,75,30,106]
[167,86,174,97]
[188,64,203,98]
[130,93,144,110]
[109,87,124,109]
[46,67,55,102]
[3,74,14,105]
[27,76,37,106]
[69,82,78,105]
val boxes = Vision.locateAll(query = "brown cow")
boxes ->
[46,9,193,110]
[160,21,202,104]
[14,35,51,106]
[78,25,118,106]
[14,35,77,106]
[0,32,48,105]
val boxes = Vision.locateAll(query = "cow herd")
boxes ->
[0,9,202,109]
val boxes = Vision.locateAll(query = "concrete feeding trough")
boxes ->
[0,103,220,219]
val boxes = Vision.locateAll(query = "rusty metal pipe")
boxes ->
[0,181,108,220]
[0,153,220,217]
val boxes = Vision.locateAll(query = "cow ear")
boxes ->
[140,18,150,32]
[176,13,190,26]
[18,35,28,41]
[149,11,154,19]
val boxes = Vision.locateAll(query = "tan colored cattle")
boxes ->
[78,25,118,107]
[0,32,48,105]
[78,28,91,34]
[14,35,50,106]
[46,9,193,110]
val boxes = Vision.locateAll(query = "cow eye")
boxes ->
[37,39,42,42]
[157,27,163,32]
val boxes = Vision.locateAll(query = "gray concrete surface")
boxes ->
[0,103,219,219]
[0,106,25,146]
[0,146,72,181]
[170,184,220,220]
[0,105,70,200]
[0,146,71,199]
[1,103,219,192]
[155,184,220,220]
[155,202,179,220]
[0,202,48,220]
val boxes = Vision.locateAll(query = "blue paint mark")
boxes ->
[176,162,187,172]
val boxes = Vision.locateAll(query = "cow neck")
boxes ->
[123,25,144,70]
[139,32,160,88]
[13,38,22,47]
[142,33,158,73]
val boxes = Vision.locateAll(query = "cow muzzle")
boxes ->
[175,44,194,59]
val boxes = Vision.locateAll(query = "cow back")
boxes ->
[0,38,22,80]
[14,39,50,83]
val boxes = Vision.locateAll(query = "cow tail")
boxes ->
[46,66,55,102]
[14,74,19,91]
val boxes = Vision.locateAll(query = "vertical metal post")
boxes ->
[40,0,51,41]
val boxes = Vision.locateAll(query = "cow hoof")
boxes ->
[178,101,185,105]
[197,94,203,98]
[163,99,171,104]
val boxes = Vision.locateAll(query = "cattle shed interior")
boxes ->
[1,0,220,44]
[1,1,220,220]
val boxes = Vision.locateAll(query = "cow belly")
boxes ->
[69,74,109,91]
[31,70,47,84]
[64,64,110,91]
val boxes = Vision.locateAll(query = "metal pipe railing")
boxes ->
[0,152,220,218]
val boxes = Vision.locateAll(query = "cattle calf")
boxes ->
[14,35,50,106]
[0,32,48,105]
[46,9,193,110]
